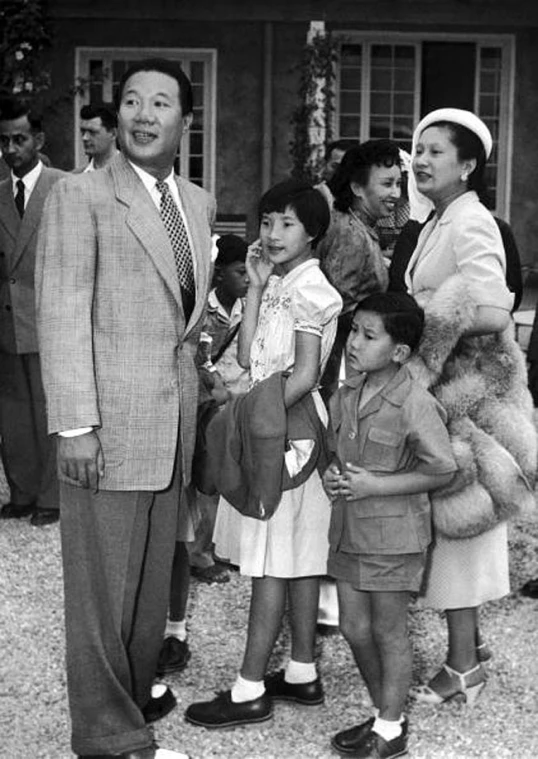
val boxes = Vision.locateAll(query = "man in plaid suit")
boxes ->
[36,59,215,759]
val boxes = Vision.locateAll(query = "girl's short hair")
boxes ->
[355,292,425,352]
[330,139,401,213]
[258,179,330,248]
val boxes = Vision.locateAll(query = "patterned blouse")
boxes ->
[249,258,342,386]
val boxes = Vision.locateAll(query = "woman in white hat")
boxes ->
[404,109,536,705]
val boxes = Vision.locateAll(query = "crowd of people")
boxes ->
[0,56,537,759]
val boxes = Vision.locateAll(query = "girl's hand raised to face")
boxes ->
[246,239,274,289]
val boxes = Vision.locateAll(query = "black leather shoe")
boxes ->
[332,718,376,755]
[30,508,59,526]
[185,689,272,729]
[332,718,408,756]
[142,685,177,723]
[264,669,324,705]
[156,637,191,677]
[521,578,538,598]
[0,501,36,519]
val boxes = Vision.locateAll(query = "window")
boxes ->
[335,33,514,216]
[75,47,217,191]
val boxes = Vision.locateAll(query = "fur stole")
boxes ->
[408,273,537,539]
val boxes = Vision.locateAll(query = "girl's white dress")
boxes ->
[213,258,342,578]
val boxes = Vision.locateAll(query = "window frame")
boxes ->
[74,46,217,193]
[333,31,515,218]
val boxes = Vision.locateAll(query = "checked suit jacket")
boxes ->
[35,152,216,491]
[0,166,66,354]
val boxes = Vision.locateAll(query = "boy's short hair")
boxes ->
[355,292,425,352]
[215,234,248,267]
[258,178,330,248]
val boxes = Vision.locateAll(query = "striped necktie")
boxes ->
[155,179,195,321]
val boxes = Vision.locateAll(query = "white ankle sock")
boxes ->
[165,619,187,641]
[284,660,317,684]
[231,674,265,703]
[372,717,403,742]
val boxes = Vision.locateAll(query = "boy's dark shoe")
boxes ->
[142,685,177,723]
[190,564,230,584]
[331,718,375,755]
[521,577,538,598]
[185,689,272,729]
[156,637,191,677]
[30,508,59,526]
[332,719,408,757]
[264,669,324,705]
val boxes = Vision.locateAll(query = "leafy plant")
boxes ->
[289,31,338,183]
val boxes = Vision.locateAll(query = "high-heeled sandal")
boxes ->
[409,663,486,706]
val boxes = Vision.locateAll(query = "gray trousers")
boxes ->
[60,460,181,755]
[0,351,58,509]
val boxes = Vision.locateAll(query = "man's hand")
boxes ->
[58,431,105,492]
[322,462,343,502]
[339,462,380,501]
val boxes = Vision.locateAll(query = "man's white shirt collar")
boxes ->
[12,160,43,203]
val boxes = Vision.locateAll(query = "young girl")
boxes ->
[185,179,342,729]
[323,293,457,759]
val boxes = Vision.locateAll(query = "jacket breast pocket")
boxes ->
[362,426,402,471]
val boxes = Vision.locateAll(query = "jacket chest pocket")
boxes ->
[361,426,403,471]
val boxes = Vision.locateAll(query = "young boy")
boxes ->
[156,235,249,684]
[323,292,457,759]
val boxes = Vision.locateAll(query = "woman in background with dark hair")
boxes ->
[317,139,401,400]
[404,109,536,706]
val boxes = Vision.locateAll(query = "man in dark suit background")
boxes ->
[0,98,64,526]
[36,59,216,759]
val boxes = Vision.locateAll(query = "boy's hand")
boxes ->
[322,463,343,501]
[340,463,380,501]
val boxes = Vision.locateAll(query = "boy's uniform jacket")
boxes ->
[328,366,456,555]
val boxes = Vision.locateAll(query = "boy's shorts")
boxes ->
[327,548,426,592]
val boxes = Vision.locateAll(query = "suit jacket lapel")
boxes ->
[12,171,52,269]
[113,156,182,308]
[0,179,20,254]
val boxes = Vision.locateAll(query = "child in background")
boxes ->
[323,293,456,759]
[156,236,250,682]
[185,179,342,729]
[188,234,250,584]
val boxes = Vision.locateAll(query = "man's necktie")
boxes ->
[14,179,25,218]
[155,179,195,321]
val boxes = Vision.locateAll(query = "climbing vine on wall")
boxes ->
[289,31,338,183]
[0,0,51,96]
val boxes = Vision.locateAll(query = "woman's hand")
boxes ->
[339,462,380,501]
[246,239,274,289]
[322,463,343,502]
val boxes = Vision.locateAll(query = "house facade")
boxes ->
[42,0,538,266]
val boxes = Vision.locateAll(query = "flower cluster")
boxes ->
[0,0,51,96]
